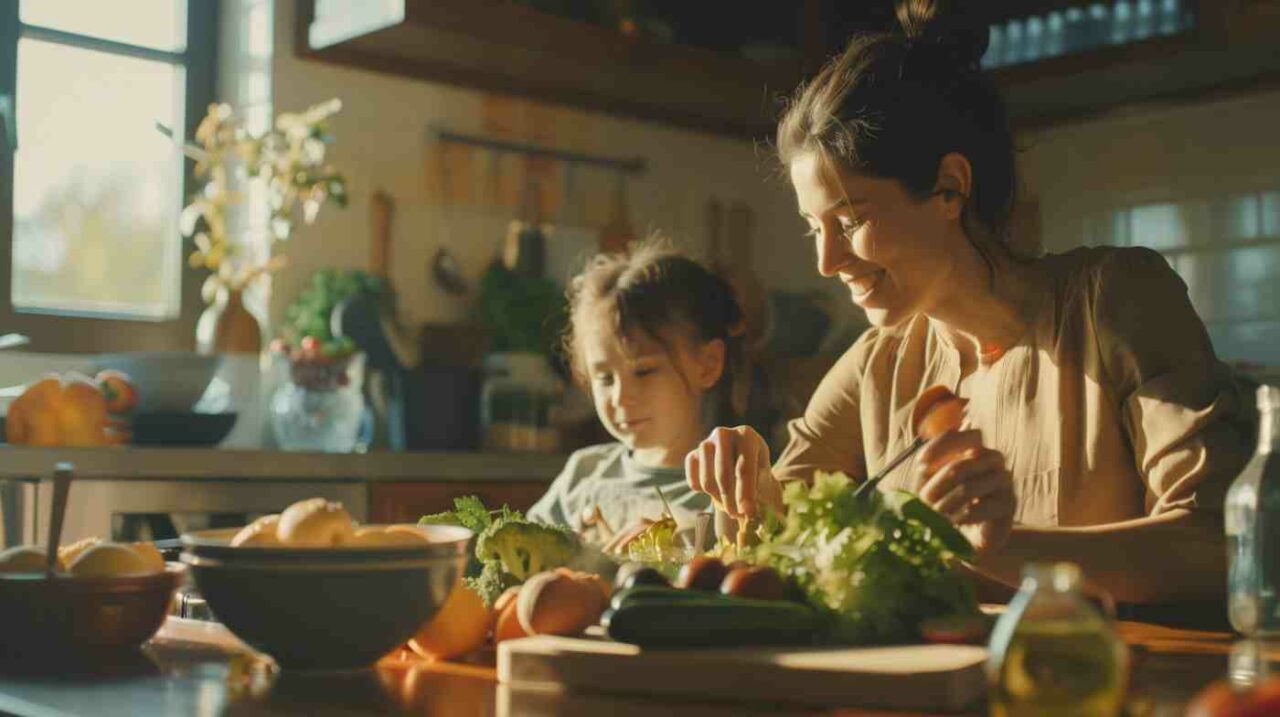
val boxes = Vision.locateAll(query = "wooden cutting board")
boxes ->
[498,634,988,712]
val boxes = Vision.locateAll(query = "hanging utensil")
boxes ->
[431,248,469,296]
[45,462,73,576]
[598,171,635,253]
[371,189,393,278]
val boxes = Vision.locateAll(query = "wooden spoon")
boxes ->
[852,385,967,500]
[45,462,73,577]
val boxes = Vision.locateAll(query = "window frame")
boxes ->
[0,1,217,353]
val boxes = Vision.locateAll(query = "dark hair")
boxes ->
[562,238,749,423]
[777,0,1017,254]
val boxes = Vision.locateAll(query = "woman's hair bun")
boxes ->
[895,0,990,71]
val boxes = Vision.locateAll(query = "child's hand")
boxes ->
[602,519,654,555]
[685,426,783,520]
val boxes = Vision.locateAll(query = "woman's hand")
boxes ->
[913,429,1015,557]
[685,426,784,519]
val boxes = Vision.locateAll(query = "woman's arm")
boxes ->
[971,508,1224,603]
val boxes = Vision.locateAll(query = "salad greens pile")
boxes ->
[735,471,980,644]
[420,496,614,605]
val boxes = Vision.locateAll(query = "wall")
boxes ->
[1020,88,1280,364]
[265,0,830,343]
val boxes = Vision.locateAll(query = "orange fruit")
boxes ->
[911,385,967,441]
[407,582,493,660]
[493,586,528,643]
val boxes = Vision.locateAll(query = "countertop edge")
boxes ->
[0,446,567,482]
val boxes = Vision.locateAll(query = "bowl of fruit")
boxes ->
[0,539,182,662]
[181,497,473,669]
[93,352,222,413]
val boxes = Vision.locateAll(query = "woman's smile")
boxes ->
[843,269,886,304]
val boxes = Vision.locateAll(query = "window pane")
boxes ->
[20,0,187,53]
[12,40,184,319]
[1128,202,1190,250]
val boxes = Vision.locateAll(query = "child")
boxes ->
[527,239,749,548]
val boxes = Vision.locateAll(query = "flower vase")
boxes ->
[270,352,367,453]
[196,286,263,355]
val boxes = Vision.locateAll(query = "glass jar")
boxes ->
[987,562,1129,717]
[1225,384,1280,636]
[480,352,563,452]
[271,352,365,453]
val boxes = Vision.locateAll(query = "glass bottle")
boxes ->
[987,562,1129,717]
[1225,385,1280,636]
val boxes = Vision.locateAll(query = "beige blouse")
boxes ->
[774,246,1256,527]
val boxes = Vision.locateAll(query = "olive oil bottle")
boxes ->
[1225,385,1280,636]
[986,563,1129,717]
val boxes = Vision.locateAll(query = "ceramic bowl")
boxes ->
[93,353,222,412]
[0,564,183,662]
[180,524,472,669]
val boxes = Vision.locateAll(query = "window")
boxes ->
[0,1,216,351]
[1089,187,1280,365]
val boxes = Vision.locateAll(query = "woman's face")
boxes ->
[790,151,957,327]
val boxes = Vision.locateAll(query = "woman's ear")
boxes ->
[934,153,973,221]
[691,338,726,390]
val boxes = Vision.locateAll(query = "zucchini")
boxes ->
[609,585,717,612]
[606,599,820,648]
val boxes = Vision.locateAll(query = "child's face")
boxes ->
[580,323,723,463]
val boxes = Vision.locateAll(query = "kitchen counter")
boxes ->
[0,446,568,482]
[0,617,1269,716]
[0,447,566,547]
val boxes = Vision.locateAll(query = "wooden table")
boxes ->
[0,618,1268,716]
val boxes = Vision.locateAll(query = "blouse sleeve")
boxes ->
[1091,247,1253,515]
[772,328,880,485]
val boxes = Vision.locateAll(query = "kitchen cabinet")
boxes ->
[991,0,1280,127]
[369,479,549,523]
[300,1,1280,135]
[298,0,838,139]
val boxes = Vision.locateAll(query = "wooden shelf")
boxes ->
[297,0,1280,137]
[298,0,806,140]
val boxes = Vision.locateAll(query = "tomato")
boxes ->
[1187,676,1280,717]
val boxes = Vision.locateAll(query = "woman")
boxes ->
[686,0,1254,604]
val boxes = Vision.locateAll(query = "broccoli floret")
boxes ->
[419,495,497,533]
[463,560,521,606]
[476,518,580,581]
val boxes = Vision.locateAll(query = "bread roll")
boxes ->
[277,498,355,546]
[383,525,432,544]
[230,514,282,547]
[130,542,166,573]
[349,526,426,547]
[69,542,154,577]
[58,537,102,566]
[0,545,61,573]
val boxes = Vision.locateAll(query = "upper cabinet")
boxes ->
[990,0,1280,127]
[299,1,1280,138]
[299,0,833,139]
